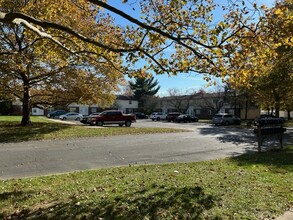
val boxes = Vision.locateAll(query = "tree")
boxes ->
[0,0,280,125]
[0,1,124,125]
[196,88,225,115]
[225,0,293,117]
[0,84,13,115]
[166,88,195,113]
[0,91,12,115]
[129,76,160,112]
[253,50,293,117]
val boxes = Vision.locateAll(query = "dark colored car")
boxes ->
[134,112,148,119]
[47,110,66,118]
[259,114,277,119]
[175,114,199,123]
[91,110,136,127]
[166,112,181,122]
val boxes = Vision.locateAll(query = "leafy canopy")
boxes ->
[0,0,275,81]
[1,0,292,124]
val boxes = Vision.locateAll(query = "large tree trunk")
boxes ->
[21,80,32,126]
[287,110,291,120]
[245,100,248,120]
[275,103,280,118]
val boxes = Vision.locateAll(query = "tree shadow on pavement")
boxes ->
[198,125,293,151]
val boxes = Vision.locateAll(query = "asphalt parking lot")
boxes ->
[0,118,292,179]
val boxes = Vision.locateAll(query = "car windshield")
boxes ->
[223,115,231,117]
[213,115,223,118]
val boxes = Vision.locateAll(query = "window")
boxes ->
[91,107,97,113]
[194,109,201,115]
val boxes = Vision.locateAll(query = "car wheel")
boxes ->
[125,121,131,127]
[76,117,80,121]
[119,123,123,127]
[156,117,160,121]
[62,117,66,120]
[152,119,155,121]
[96,121,103,126]
[225,121,229,126]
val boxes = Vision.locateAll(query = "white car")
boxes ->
[212,113,241,126]
[150,112,167,121]
[59,112,83,121]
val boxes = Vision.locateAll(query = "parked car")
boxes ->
[259,114,277,119]
[91,110,136,127]
[47,110,66,118]
[150,112,167,121]
[134,112,148,119]
[166,112,181,122]
[254,115,285,126]
[175,114,199,123]
[80,113,101,125]
[59,112,83,121]
[212,113,241,126]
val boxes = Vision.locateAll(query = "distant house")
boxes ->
[10,93,260,119]
[11,98,22,115]
[114,95,139,114]
[67,95,138,115]
[157,92,260,120]
[31,106,44,116]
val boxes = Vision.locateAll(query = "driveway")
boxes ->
[0,120,292,179]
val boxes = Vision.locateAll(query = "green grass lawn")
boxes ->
[0,116,292,219]
[0,146,292,219]
[0,116,185,143]
[285,119,293,127]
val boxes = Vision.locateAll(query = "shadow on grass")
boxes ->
[0,190,36,219]
[0,122,72,143]
[0,190,35,201]
[230,146,293,173]
[2,185,218,219]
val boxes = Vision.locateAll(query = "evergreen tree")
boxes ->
[129,76,160,113]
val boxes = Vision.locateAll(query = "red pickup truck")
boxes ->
[91,110,136,127]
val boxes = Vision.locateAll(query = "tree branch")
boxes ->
[0,12,139,53]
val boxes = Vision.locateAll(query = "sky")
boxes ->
[107,0,275,97]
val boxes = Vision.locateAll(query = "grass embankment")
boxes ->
[0,116,185,143]
[0,146,292,219]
